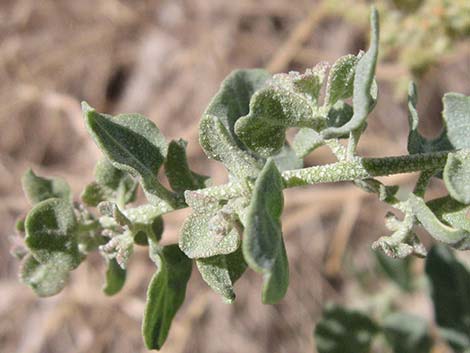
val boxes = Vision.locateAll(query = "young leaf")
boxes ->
[103,258,126,296]
[82,159,137,207]
[314,304,379,353]
[196,246,247,303]
[444,150,470,204]
[142,244,192,350]
[324,54,359,107]
[82,103,177,210]
[242,160,289,304]
[409,194,470,250]
[407,82,452,154]
[22,169,71,205]
[20,254,70,297]
[427,196,470,232]
[200,116,263,179]
[179,207,240,259]
[382,312,433,353]
[320,8,379,139]
[164,139,209,192]
[425,245,470,352]
[200,69,269,179]
[235,64,328,157]
[25,198,81,270]
[443,93,470,150]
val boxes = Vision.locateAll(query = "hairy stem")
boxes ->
[199,151,449,201]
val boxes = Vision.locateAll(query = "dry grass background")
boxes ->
[0,1,469,352]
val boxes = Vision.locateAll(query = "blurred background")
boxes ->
[0,0,469,352]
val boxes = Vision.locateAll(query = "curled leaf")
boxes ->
[235,64,328,157]
[142,245,192,350]
[409,194,470,250]
[25,198,81,270]
[20,254,70,297]
[321,8,379,139]
[196,246,247,303]
[242,160,289,304]
[200,69,269,179]
[22,169,71,205]
[164,139,209,192]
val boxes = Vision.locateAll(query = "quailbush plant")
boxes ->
[11,8,470,350]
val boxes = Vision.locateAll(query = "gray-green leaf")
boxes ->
[324,54,359,107]
[164,139,209,192]
[242,159,289,304]
[200,69,269,179]
[22,169,71,205]
[425,245,470,352]
[235,64,328,157]
[82,103,177,210]
[196,246,247,303]
[409,194,470,250]
[314,304,379,353]
[321,8,379,139]
[142,244,192,350]
[103,258,126,296]
[25,198,81,270]
[383,312,433,353]
[444,150,470,204]
[443,92,470,150]
[179,207,240,259]
[82,159,137,207]
[20,254,70,297]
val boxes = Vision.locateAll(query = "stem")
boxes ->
[282,151,448,187]
[199,151,449,200]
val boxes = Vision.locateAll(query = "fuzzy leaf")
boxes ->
[427,196,470,232]
[103,258,126,296]
[443,93,470,149]
[314,304,379,353]
[383,313,433,353]
[196,246,247,303]
[82,159,137,207]
[200,69,269,179]
[82,103,176,210]
[20,254,69,297]
[243,160,289,304]
[22,169,71,205]
[407,82,452,154]
[142,244,192,350]
[324,54,359,107]
[320,9,379,139]
[200,115,262,179]
[444,150,470,205]
[179,207,240,259]
[409,194,470,250]
[235,64,328,157]
[425,245,470,352]
[25,198,81,270]
[165,139,209,192]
